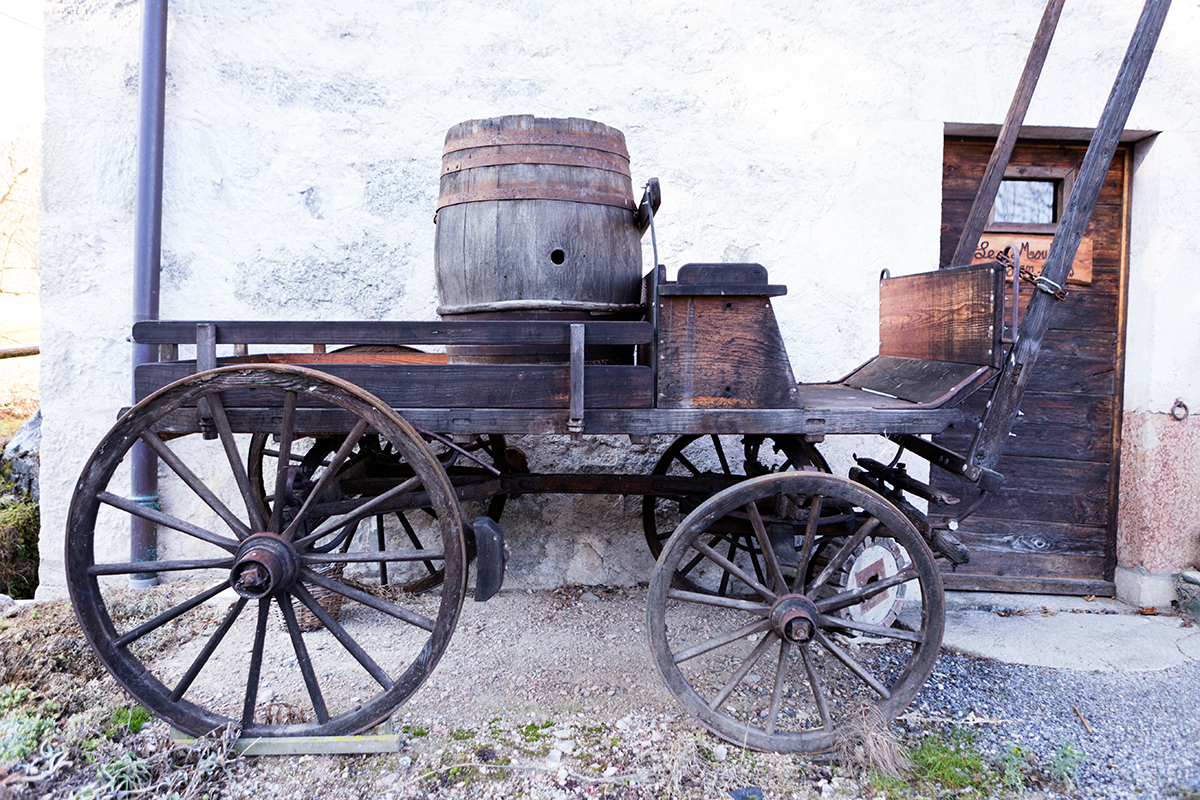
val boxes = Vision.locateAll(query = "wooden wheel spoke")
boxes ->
[205,392,268,533]
[800,646,833,732]
[375,516,389,585]
[673,619,772,664]
[140,430,252,541]
[807,517,880,594]
[814,630,891,699]
[396,511,438,575]
[98,491,238,552]
[170,597,247,702]
[282,418,371,541]
[690,538,777,603]
[302,568,435,632]
[241,599,271,728]
[292,473,421,548]
[792,494,823,594]
[278,595,329,724]
[823,616,924,643]
[709,631,777,712]
[113,580,231,647]
[268,391,299,535]
[816,564,917,615]
[710,435,732,475]
[88,556,234,576]
[674,452,703,477]
[291,584,395,690]
[301,548,445,565]
[746,502,788,594]
[666,588,770,615]
[765,640,792,735]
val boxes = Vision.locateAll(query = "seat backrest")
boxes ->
[878,262,1005,369]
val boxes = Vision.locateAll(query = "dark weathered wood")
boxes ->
[937,391,1114,461]
[0,345,39,360]
[949,0,1066,268]
[657,294,799,409]
[879,263,1002,368]
[843,357,992,408]
[635,177,661,235]
[435,115,642,317]
[137,362,654,409]
[941,573,1114,596]
[133,320,653,347]
[970,0,1170,472]
[146,402,966,440]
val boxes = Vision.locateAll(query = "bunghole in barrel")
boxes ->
[434,115,643,363]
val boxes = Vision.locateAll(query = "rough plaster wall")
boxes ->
[37,0,1200,597]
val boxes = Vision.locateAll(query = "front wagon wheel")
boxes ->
[66,365,466,738]
[647,472,944,753]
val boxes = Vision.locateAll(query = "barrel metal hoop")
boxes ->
[442,128,630,159]
[436,185,636,212]
[441,144,632,178]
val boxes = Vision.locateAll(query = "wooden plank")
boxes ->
[951,517,1108,557]
[943,549,1107,580]
[941,573,1114,596]
[135,363,654,409]
[879,264,1002,367]
[146,404,967,439]
[936,391,1114,461]
[132,320,653,347]
[842,356,992,407]
[949,0,1066,267]
[657,295,799,409]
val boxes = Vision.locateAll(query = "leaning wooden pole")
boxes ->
[949,0,1066,268]
[968,0,1172,474]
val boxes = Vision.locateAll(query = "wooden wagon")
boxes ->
[65,0,1170,753]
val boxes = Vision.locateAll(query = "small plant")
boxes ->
[451,727,477,741]
[97,751,156,793]
[1048,739,1086,787]
[871,728,997,797]
[402,724,429,738]
[996,742,1035,791]
[104,705,154,739]
[0,496,38,599]
[518,720,554,742]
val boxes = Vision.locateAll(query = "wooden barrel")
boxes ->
[435,115,643,362]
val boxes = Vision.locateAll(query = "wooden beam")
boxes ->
[950,0,1066,268]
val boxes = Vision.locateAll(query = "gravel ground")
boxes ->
[907,651,1200,800]
[4,585,1197,799]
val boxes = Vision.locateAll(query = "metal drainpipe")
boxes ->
[130,0,168,589]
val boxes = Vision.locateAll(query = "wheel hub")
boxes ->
[770,593,821,643]
[231,533,301,599]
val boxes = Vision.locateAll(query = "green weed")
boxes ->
[1048,740,1086,788]
[104,705,153,739]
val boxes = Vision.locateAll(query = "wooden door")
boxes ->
[931,137,1129,595]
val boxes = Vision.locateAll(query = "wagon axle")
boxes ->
[232,533,301,600]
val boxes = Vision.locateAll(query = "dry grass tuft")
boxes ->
[834,703,911,779]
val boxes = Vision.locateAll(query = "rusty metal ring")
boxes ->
[1171,399,1189,421]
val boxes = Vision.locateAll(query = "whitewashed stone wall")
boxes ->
[38,0,1200,598]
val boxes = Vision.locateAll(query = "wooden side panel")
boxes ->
[136,363,654,409]
[879,264,1002,367]
[934,138,1128,594]
[657,296,799,409]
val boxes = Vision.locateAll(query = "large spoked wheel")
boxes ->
[642,435,830,596]
[248,431,507,595]
[647,472,944,753]
[67,365,466,738]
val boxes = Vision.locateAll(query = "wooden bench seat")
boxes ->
[804,262,1005,410]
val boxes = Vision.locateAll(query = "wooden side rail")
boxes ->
[132,320,653,347]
